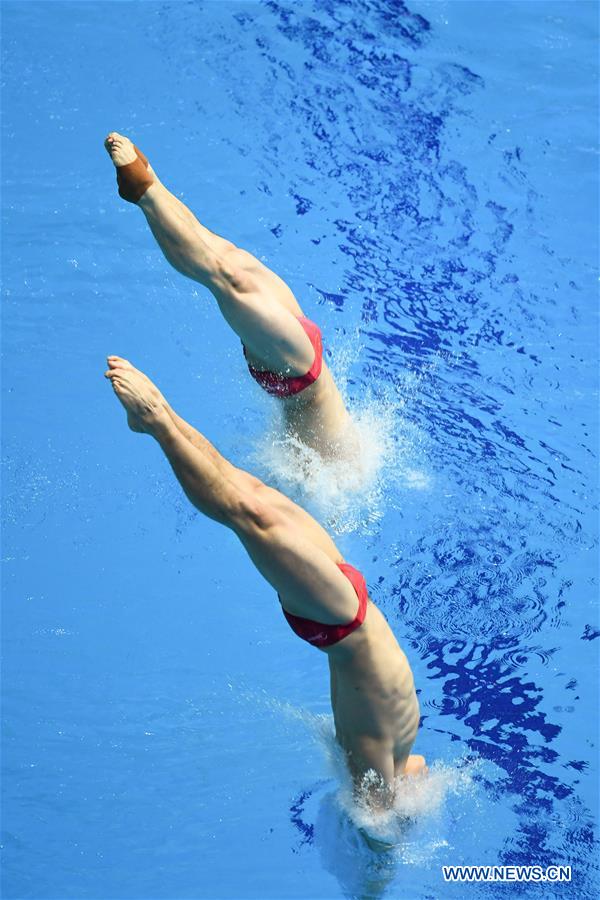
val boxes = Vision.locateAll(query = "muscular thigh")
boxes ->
[214,290,314,375]
[252,481,341,561]
[232,498,357,624]
[223,247,304,316]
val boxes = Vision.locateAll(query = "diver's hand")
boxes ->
[403,754,428,777]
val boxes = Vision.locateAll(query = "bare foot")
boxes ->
[104,132,156,202]
[104,132,138,167]
[104,131,157,176]
[105,356,169,435]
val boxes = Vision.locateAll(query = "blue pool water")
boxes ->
[2,1,598,898]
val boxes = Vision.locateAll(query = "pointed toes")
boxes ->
[106,355,132,369]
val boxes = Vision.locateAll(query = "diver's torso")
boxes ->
[281,364,352,455]
[327,603,420,762]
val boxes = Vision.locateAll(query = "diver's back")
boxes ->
[327,603,420,768]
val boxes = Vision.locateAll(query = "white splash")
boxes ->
[248,333,432,533]
[253,693,477,859]
[311,712,476,852]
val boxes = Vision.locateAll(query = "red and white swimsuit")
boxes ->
[280,563,369,648]
[244,316,323,398]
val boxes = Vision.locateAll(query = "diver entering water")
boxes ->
[104,132,353,457]
[104,355,427,811]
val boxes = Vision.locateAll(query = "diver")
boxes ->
[104,132,353,458]
[104,354,427,811]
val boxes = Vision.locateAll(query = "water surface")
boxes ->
[2,2,598,898]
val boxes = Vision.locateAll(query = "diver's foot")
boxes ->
[105,356,170,435]
[104,132,155,203]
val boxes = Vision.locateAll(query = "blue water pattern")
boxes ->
[1,1,598,899]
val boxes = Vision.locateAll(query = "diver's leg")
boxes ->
[106,359,357,621]
[104,133,313,372]
[106,355,260,490]
[106,358,251,524]
[137,182,313,371]
[138,182,235,287]
[137,178,305,321]
[105,132,234,266]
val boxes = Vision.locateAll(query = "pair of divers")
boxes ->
[103,132,427,817]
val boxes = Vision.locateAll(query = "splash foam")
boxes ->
[250,692,477,857]
[248,332,432,533]
[312,712,477,851]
